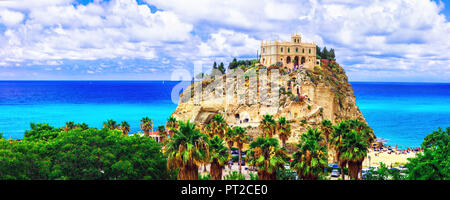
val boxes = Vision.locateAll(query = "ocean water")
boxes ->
[0,81,181,139]
[0,81,449,147]
[351,82,450,147]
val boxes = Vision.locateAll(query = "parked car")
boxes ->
[360,168,370,179]
[331,169,340,177]
[284,164,290,170]
[369,166,379,171]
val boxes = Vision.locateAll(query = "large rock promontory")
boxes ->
[171,61,367,144]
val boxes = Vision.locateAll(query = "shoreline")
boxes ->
[362,148,419,168]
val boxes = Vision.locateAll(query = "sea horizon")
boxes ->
[2,80,450,83]
[1,80,449,148]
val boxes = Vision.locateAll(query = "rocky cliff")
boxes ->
[171,61,367,144]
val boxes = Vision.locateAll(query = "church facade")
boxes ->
[260,34,318,69]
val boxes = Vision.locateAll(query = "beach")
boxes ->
[362,149,418,168]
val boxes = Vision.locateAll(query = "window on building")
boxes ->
[281,47,283,52]
[288,48,290,53]
[296,47,298,52]
[263,48,265,53]
[302,49,304,53]
[309,49,311,54]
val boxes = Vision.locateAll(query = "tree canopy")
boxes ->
[0,124,172,180]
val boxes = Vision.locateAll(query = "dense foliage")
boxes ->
[316,45,336,60]
[227,58,258,70]
[405,127,449,180]
[0,124,171,180]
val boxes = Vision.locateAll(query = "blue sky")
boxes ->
[0,0,449,82]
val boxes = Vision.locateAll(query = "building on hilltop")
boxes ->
[260,33,319,70]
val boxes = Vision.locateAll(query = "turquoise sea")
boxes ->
[0,81,449,148]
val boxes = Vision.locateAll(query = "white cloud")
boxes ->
[0,0,449,81]
[0,0,193,62]
[0,9,24,27]
[198,29,260,57]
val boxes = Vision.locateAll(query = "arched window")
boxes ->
[281,47,283,52]
[302,49,304,53]
[296,47,298,52]
[263,48,265,53]
[309,49,311,54]
[288,48,290,53]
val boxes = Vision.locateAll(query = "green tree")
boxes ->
[157,125,168,143]
[330,120,350,179]
[210,114,228,138]
[320,119,333,148]
[247,136,287,180]
[103,119,119,130]
[329,48,335,60]
[316,45,322,59]
[77,123,89,131]
[291,128,328,180]
[339,130,369,180]
[406,127,449,180]
[218,62,226,74]
[24,123,60,141]
[165,120,209,180]
[0,128,171,180]
[276,117,291,148]
[259,114,276,138]
[166,116,178,137]
[228,58,238,70]
[223,128,236,168]
[209,135,230,180]
[63,121,76,132]
[233,126,248,174]
[322,47,329,60]
[120,121,130,135]
[140,117,153,136]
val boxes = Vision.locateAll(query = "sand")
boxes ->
[362,150,417,168]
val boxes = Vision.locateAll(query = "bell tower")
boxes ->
[291,34,301,43]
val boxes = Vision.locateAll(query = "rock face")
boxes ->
[171,61,367,143]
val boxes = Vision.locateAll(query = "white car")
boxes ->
[331,169,340,177]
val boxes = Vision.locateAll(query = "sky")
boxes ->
[0,0,449,82]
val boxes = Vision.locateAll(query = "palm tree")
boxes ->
[165,120,209,180]
[247,136,287,180]
[77,123,89,131]
[64,121,76,132]
[233,126,248,174]
[320,119,333,147]
[140,117,153,136]
[276,117,291,148]
[346,119,374,179]
[203,123,213,138]
[223,128,236,169]
[157,125,168,143]
[348,119,375,144]
[330,120,350,180]
[259,114,276,138]
[211,114,227,138]
[103,119,119,130]
[339,130,369,180]
[209,135,230,180]
[119,121,130,135]
[291,128,328,180]
[166,116,178,137]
